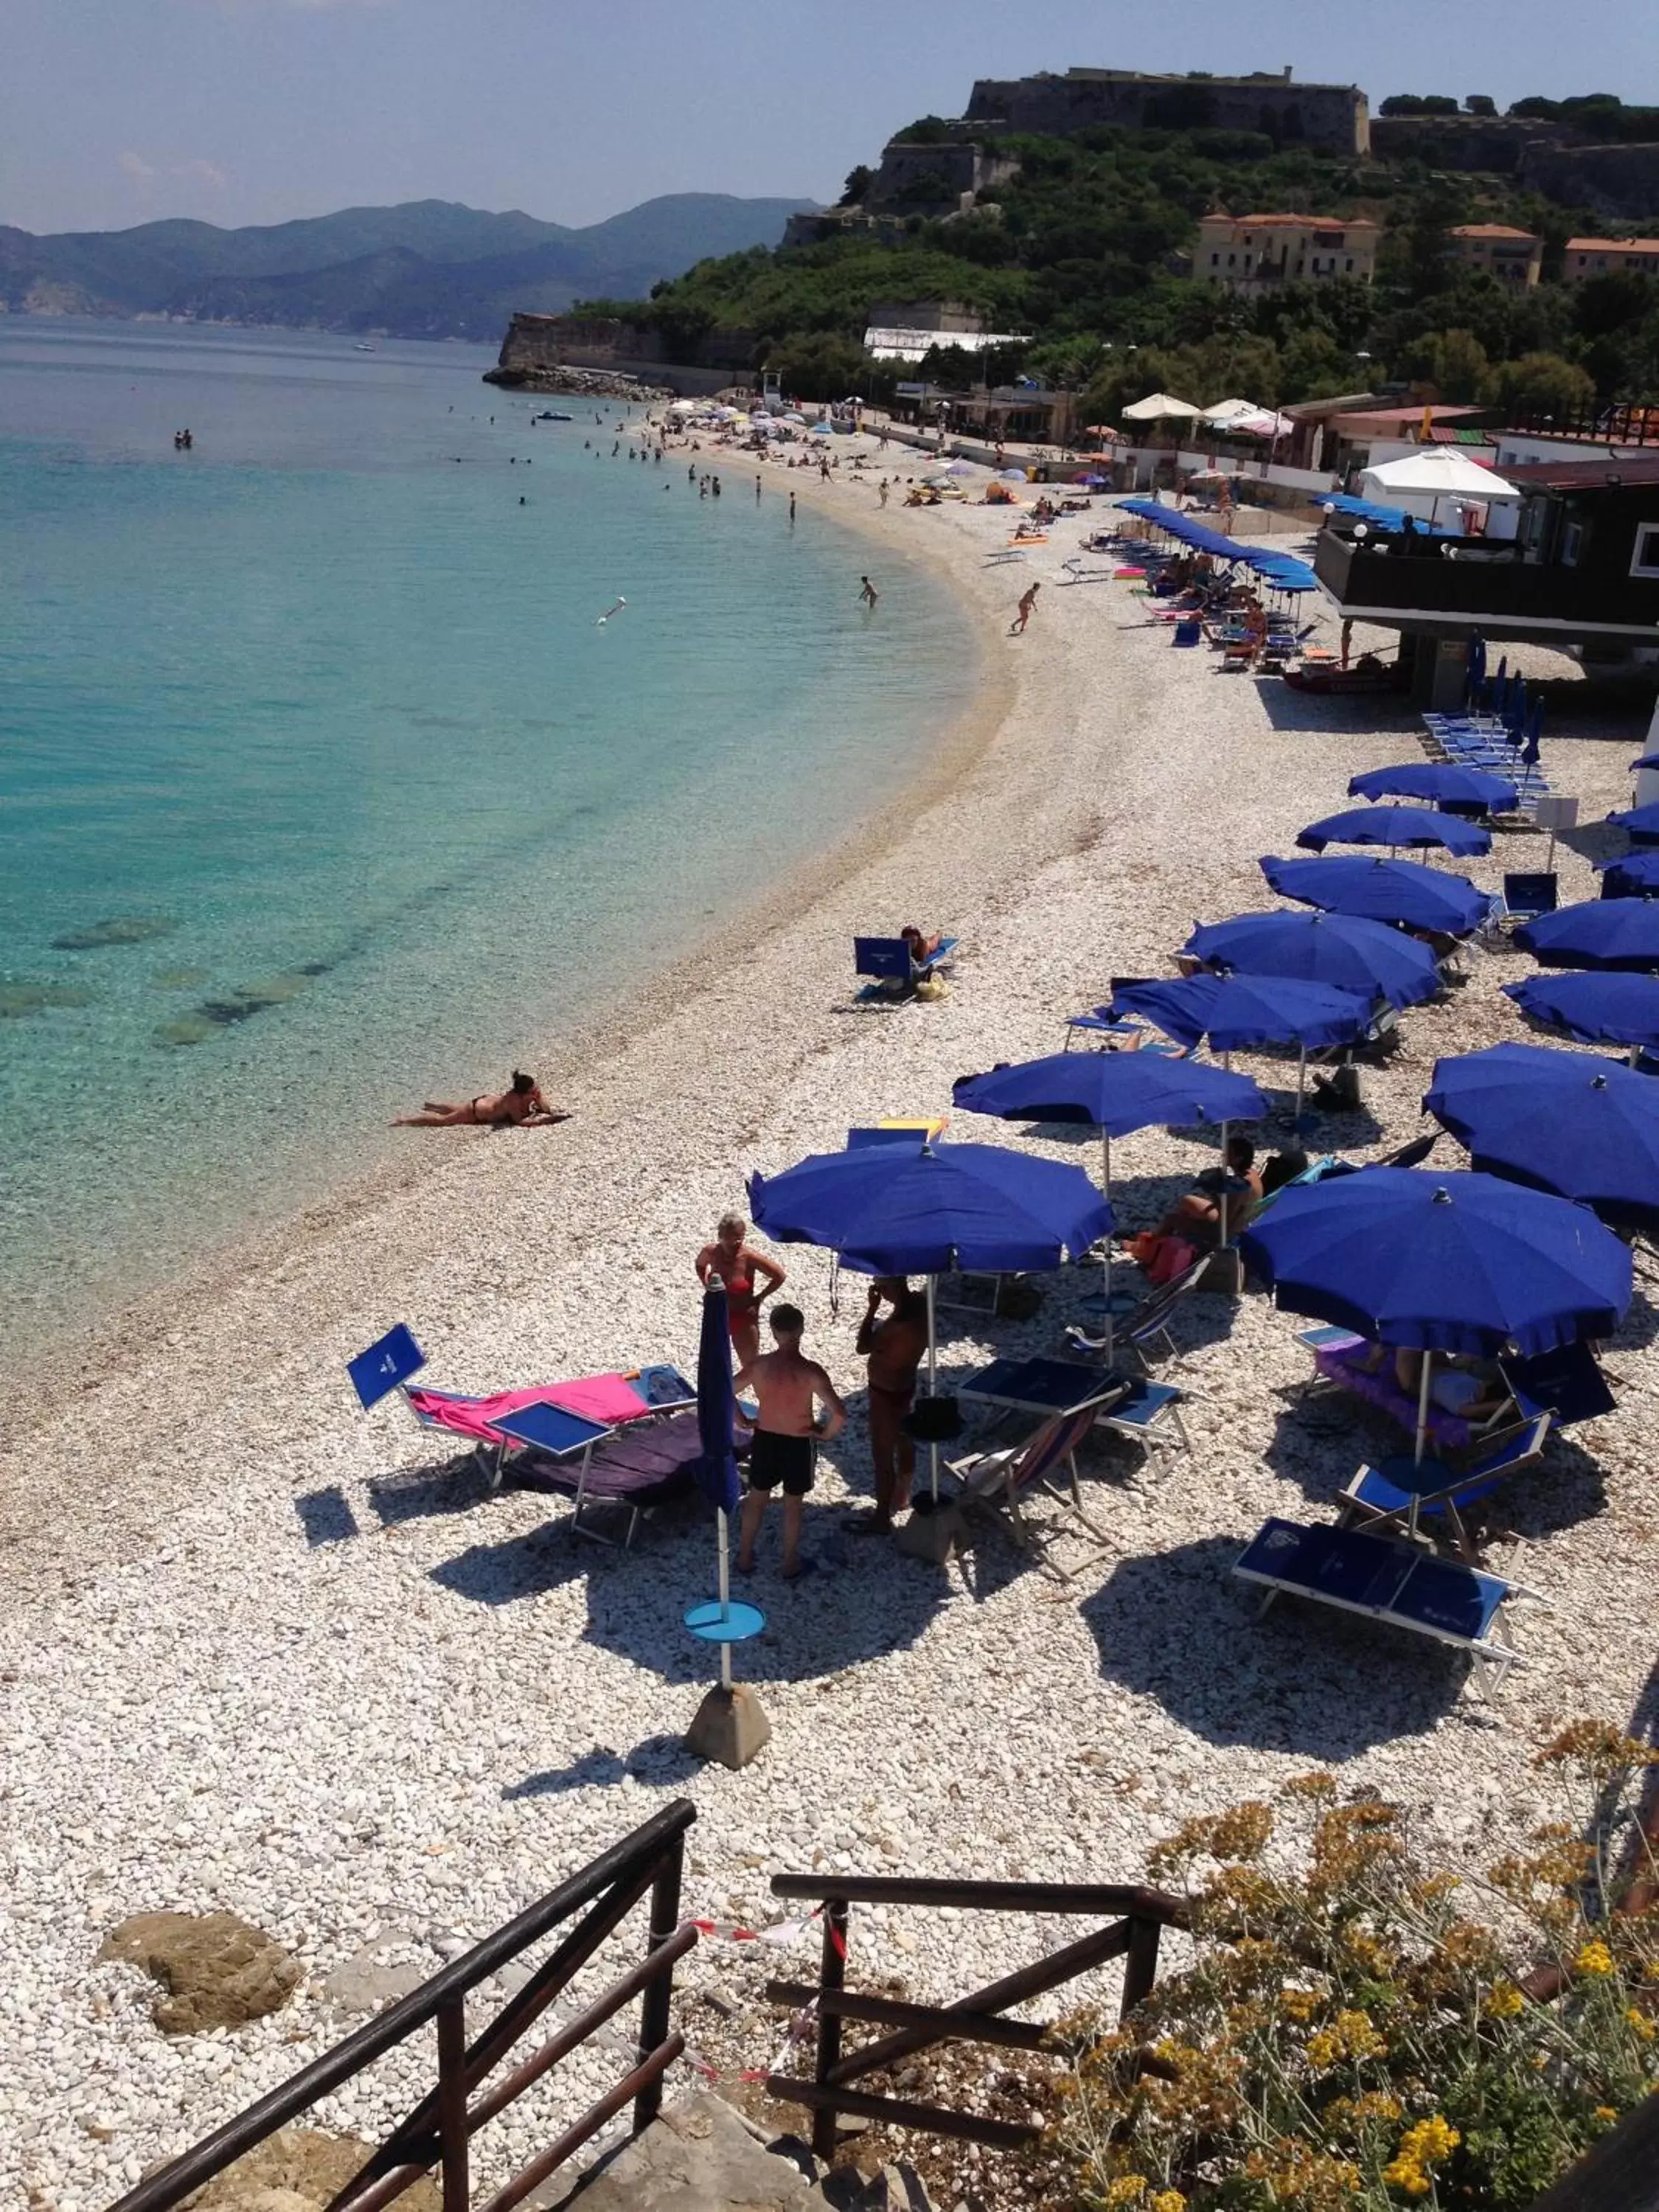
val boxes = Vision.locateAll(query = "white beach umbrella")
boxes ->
[1121,392,1203,422]
[1199,397,1264,428]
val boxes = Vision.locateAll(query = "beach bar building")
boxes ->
[1313,453,1659,695]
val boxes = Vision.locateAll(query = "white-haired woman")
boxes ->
[695,1211,786,1369]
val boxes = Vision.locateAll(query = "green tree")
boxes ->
[1418,326,1492,402]
[1484,350,1596,417]
[765,332,871,403]
[837,164,872,209]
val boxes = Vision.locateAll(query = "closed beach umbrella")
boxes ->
[1348,763,1517,815]
[1239,1166,1630,1463]
[1515,898,1659,973]
[950,1053,1270,1328]
[750,1141,1111,1502]
[1425,1042,1659,1233]
[1607,803,1659,848]
[1295,805,1492,859]
[1186,909,1441,1010]
[1262,855,1492,939]
[1503,971,1659,1062]
[1109,973,1374,1127]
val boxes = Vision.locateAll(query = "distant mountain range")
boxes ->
[0,195,818,341]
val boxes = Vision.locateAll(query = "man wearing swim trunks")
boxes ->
[734,1304,846,1582]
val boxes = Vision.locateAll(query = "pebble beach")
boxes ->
[4,436,1656,2207]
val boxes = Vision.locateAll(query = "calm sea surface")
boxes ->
[0,320,976,1360]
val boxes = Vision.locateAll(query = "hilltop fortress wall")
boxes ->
[964,69,1368,156]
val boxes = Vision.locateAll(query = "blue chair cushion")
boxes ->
[348,1323,425,1411]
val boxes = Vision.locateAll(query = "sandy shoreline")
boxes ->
[7,433,1659,2206]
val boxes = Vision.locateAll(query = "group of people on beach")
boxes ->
[694,1211,933,1580]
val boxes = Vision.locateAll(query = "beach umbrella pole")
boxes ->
[1101,1129,1115,1354]
[927,1272,940,1503]
[715,1509,733,1690]
[1295,1047,1307,1131]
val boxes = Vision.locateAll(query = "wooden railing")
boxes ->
[107,1800,696,2212]
[760,1874,1189,2158]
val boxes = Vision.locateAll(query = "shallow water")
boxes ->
[0,321,977,1358]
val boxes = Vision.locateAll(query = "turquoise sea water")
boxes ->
[0,321,976,1359]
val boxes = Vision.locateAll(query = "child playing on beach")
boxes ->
[734,1306,846,1581]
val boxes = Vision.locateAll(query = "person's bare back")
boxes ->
[740,1344,840,1436]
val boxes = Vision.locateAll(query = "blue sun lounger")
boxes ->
[855,934,958,1001]
[1233,1517,1539,1694]
[1337,1414,1554,1555]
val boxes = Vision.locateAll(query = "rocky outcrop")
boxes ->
[100,1910,301,2034]
[178,2128,439,2212]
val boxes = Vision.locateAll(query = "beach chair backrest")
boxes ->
[1503,872,1557,920]
[855,936,913,983]
[348,1324,425,1411]
[1500,1343,1617,1427]
[1012,1403,1100,1493]
[1123,1255,1208,1343]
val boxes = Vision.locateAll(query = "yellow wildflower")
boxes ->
[1281,1986,1321,2023]
[1382,2157,1430,2199]
[1150,2195,1186,2212]
[1306,2030,1340,2071]
[1103,2179,1147,2206]
[1335,2007,1389,2061]
[1627,2006,1656,2042]
[1576,1940,1615,1977]
[1594,2106,1618,2124]
[1486,1980,1525,2018]
[1354,2090,1404,2122]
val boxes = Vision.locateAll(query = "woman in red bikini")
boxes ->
[392,1071,567,1128]
[696,1211,787,1368]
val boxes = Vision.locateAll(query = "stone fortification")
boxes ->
[964,66,1368,155]
[486,311,738,399]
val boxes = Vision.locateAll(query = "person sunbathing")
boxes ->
[1359,1345,1511,1425]
[392,1071,567,1127]
[900,924,942,965]
[1150,1136,1263,1248]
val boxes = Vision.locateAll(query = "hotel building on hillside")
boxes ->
[1449,224,1543,286]
[1565,237,1659,281]
[1195,212,1380,292]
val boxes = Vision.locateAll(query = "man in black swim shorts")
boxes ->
[733,1304,846,1582]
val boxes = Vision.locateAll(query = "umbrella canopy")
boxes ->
[1185,909,1441,1010]
[748,1141,1111,1277]
[1360,448,1521,500]
[1199,397,1264,426]
[1108,973,1374,1054]
[1425,1041,1659,1232]
[1594,850,1659,896]
[1504,970,1659,1051]
[1238,1166,1631,1357]
[695,1282,742,1517]
[1348,762,1517,814]
[1629,752,1659,773]
[950,1052,1269,1135]
[1607,802,1659,846]
[1295,805,1492,859]
[1515,899,1659,973]
[1262,855,1492,939]
[1121,392,1203,422]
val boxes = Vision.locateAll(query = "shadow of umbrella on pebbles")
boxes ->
[1078,1535,1470,1758]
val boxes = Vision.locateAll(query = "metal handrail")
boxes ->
[108,1798,696,2212]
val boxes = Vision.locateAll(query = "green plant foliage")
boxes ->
[1044,1722,1659,2211]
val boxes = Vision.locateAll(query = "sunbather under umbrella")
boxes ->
[1239,1166,1630,1475]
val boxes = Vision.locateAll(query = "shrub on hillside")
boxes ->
[1044,1722,1659,2210]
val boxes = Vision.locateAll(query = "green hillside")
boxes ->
[592,124,1659,408]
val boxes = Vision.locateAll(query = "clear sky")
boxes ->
[5,0,1655,237]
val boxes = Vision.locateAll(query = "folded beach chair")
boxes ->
[1336,1413,1554,1559]
[1232,1517,1541,1695]
[854,934,959,1003]
[947,1401,1114,1573]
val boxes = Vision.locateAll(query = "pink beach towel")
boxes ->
[406,1372,651,1444]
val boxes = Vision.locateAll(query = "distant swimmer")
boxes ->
[392,1072,568,1129]
[597,597,627,625]
[858,574,880,611]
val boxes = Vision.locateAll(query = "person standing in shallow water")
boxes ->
[858,574,880,611]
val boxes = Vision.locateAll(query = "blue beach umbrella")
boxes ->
[1348,762,1517,815]
[1239,1166,1631,1464]
[1262,855,1492,939]
[1185,909,1441,1009]
[1425,1042,1659,1233]
[1109,973,1374,1126]
[1606,803,1659,848]
[1629,753,1659,774]
[1239,1166,1630,1355]
[1515,899,1659,973]
[950,1053,1270,1326]
[1503,971,1659,1061]
[1593,850,1659,897]
[750,1141,1112,1503]
[1295,805,1492,859]
[684,1280,763,1694]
